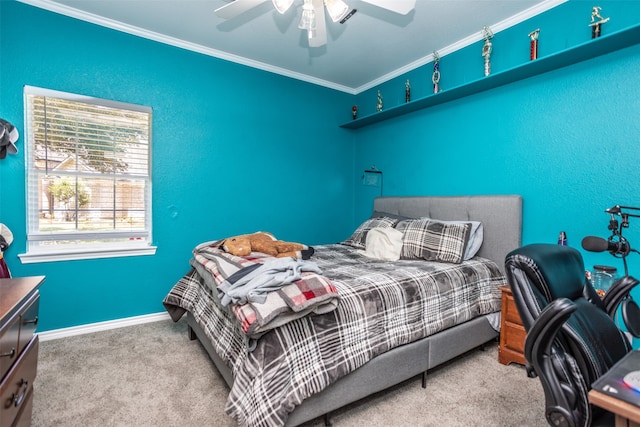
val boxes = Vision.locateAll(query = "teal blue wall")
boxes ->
[352,0,640,279]
[0,1,354,331]
[2,0,640,333]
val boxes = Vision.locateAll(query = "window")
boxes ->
[20,86,155,263]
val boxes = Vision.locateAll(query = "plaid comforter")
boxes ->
[163,244,505,427]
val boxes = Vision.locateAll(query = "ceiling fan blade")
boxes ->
[361,0,416,15]
[309,0,327,47]
[214,0,269,19]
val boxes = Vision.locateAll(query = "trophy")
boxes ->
[376,90,383,112]
[432,51,441,93]
[588,6,609,38]
[528,29,540,60]
[481,26,494,76]
[405,80,411,103]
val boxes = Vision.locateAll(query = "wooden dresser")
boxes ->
[0,276,45,427]
[498,285,526,365]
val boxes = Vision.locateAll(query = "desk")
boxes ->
[590,388,640,427]
[590,350,640,427]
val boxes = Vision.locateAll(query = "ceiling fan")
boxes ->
[215,0,416,47]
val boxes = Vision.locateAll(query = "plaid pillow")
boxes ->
[342,217,399,249]
[397,218,472,264]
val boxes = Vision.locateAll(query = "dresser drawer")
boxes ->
[0,335,38,427]
[502,293,521,325]
[0,315,20,381]
[17,293,39,356]
[498,285,526,365]
[503,322,526,353]
[11,387,33,427]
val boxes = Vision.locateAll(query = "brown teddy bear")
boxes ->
[220,232,314,259]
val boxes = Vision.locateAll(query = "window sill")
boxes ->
[18,246,157,263]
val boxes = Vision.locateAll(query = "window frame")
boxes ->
[19,86,156,263]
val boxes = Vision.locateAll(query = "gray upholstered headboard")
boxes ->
[373,195,523,274]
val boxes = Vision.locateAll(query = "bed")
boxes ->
[163,195,523,426]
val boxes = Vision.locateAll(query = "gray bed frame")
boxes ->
[186,195,523,426]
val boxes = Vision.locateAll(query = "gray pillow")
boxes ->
[397,218,472,264]
[342,216,399,249]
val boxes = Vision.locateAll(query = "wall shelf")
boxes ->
[340,24,640,130]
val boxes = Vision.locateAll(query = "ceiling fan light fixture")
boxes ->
[324,0,349,23]
[272,0,294,14]
[298,0,316,31]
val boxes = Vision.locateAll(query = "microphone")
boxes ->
[606,205,621,215]
[582,236,629,255]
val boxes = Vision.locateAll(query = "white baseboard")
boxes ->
[38,311,172,342]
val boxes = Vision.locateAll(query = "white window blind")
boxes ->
[21,86,155,262]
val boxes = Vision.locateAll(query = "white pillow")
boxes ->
[342,216,399,249]
[365,227,403,261]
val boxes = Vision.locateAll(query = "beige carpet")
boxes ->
[32,318,547,426]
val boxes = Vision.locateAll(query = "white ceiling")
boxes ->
[20,0,566,93]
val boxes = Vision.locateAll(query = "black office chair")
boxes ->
[505,244,640,427]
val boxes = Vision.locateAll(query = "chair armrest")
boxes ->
[524,298,579,426]
[603,275,640,338]
[603,275,640,318]
[524,298,577,368]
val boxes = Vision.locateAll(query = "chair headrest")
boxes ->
[506,244,586,302]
